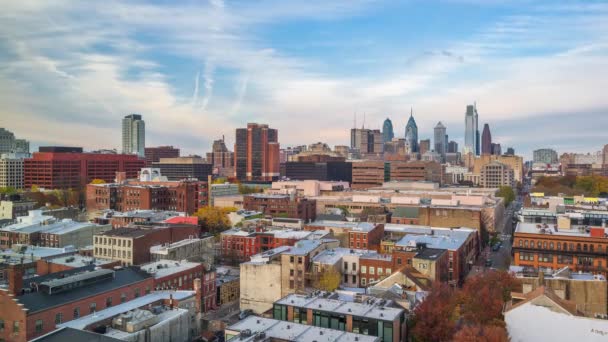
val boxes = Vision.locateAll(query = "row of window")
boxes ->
[519,252,598,266]
[94,236,132,247]
[360,266,392,276]
[518,239,603,253]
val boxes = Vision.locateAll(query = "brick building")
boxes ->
[0,267,153,341]
[358,253,393,287]
[144,146,180,167]
[93,224,201,265]
[24,147,145,189]
[234,123,280,181]
[243,194,316,222]
[86,179,207,215]
[351,161,385,189]
[220,228,312,262]
[389,161,442,184]
[304,221,385,251]
[513,222,608,276]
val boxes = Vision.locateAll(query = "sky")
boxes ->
[1,0,608,160]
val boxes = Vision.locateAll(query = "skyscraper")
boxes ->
[351,128,383,154]
[404,109,419,153]
[434,121,447,161]
[481,123,492,155]
[533,148,558,164]
[464,104,479,155]
[382,118,394,143]
[234,123,280,181]
[122,114,145,157]
[419,139,431,155]
[448,140,459,153]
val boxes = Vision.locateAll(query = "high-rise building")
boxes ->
[481,123,492,155]
[122,114,145,157]
[404,110,419,153]
[506,147,515,156]
[491,143,502,156]
[464,104,479,155]
[419,139,431,155]
[24,147,144,189]
[447,140,459,154]
[480,161,514,188]
[382,118,394,143]
[533,149,558,164]
[434,122,447,161]
[0,128,29,154]
[152,156,212,181]
[207,138,234,169]
[0,152,29,189]
[234,123,280,181]
[145,146,180,166]
[350,128,383,154]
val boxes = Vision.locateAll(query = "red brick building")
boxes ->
[234,123,280,181]
[87,180,207,215]
[93,224,201,265]
[220,228,312,262]
[144,146,180,167]
[24,147,145,189]
[359,253,393,287]
[0,266,154,341]
[304,221,385,251]
[243,194,316,222]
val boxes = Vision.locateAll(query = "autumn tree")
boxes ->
[90,179,106,184]
[317,268,341,292]
[194,206,233,234]
[453,324,509,342]
[411,283,459,342]
[460,270,519,326]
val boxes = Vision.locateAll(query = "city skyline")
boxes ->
[2,1,608,159]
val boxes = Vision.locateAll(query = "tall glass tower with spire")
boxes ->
[464,104,479,155]
[382,118,394,143]
[405,109,419,153]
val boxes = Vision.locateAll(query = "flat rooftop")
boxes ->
[389,224,476,250]
[313,248,373,265]
[515,222,604,238]
[150,237,209,253]
[308,220,377,232]
[276,293,403,322]
[45,255,115,268]
[414,248,447,260]
[227,316,379,342]
[0,245,76,260]
[140,259,201,278]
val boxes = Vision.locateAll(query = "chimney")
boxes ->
[8,264,24,296]
[193,278,202,314]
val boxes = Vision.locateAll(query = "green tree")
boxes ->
[0,187,17,196]
[212,177,228,184]
[497,186,515,207]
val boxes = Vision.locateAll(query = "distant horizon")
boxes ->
[2,1,608,160]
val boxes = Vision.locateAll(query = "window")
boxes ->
[537,242,542,248]
[121,293,127,303]
[519,240,523,247]
[0,319,3,332]
[135,288,140,298]
[397,258,402,265]
[273,304,287,321]
[106,297,112,308]
[377,268,383,276]
[298,257,302,264]
[524,240,528,248]
[539,253,553,263]
[90,303,96,314]
[557,242,561,250]
[73,307,80,319]
[344,262,348,270]
[386,268,391,274]
[35,320,43,333]
[577,243,582,251]
[13,321,19,333]
[361,266,367,274]
[369,267,375,275]
[344,274,348,283]
[352,263,356,271]
[543,242,547,249]
[352,275,356,283]
[289,280,294,289]
[584,244,588,252]
[290,269,294,276]
[557,255,573,264]
[550,242,554,249]
[361,278,367,286]
[290,256,294,263]
[590,245,595,252]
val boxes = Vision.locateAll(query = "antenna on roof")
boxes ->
[362,112,366,129]
[410,107,413,117]
[354,112,357,129]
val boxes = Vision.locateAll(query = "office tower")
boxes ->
[0,152,29,189]
[0,128,29,154]
[491,143,502,156]
[152,156,212,181]
[464,104,479,155]
[506,147,515,156]
[448,141,459,154]
[382,118,394,143]
[434,122,447,161]
[419,139,431,155]
[404,109,419,153]
[481,123,492,155]
[145,146,180,166]
[207,138,234,169]
[533,149,558,164]
[234,123,280,181]
[122,114,145,157]
[350,128,383,154]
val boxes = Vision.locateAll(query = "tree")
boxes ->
[238,184,263,195]
[453,325,509,342]
[497,186,515,207]
[411,283,459,342]
[0,187,17,196]
[317,268,341,292]
[30,184,40,192]
[194,206,232,234]
[460,271,519,326]
[212,177,228,184]
[90,179,106,184]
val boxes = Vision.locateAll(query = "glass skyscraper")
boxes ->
[464,104,479,155]
[405,110,419,153]
[382,118,394,143]
[122,114,145,157]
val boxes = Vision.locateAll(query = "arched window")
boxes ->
[543,242,547,249]
[583,244,588,252]
[550,242,554,249]
[524,240,529,248]
[557,242,561,250]
[577,243,582,251]
[538,242,542,249]
[590,245,594,252]
[519,240,523,247]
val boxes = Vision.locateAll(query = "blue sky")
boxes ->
[1,0,608,159]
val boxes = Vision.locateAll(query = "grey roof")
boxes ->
[16,267,152,314]
[25,264,96,285]
[31,327,122,342]
[414,248,446,260]
[392,207,419,218]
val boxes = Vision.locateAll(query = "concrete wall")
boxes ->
[240,262,282,314]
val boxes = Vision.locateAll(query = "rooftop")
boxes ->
[0,245,76,261]
[150,236,210,253]
[15,267,152,314]
[97,227,157,238]
[58,290,194,330]
[227,316,379,342]
[308,220,377,232]
[44,255,115,268]
[389,224,476,250]
[283,240,323,256]
[313,248,373,265]
[414,248,447,260]
[111,210,183,221]
[515,222,606,238]
[31,327,122,342]
[139,259,201,279]
[276,293,403,322]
